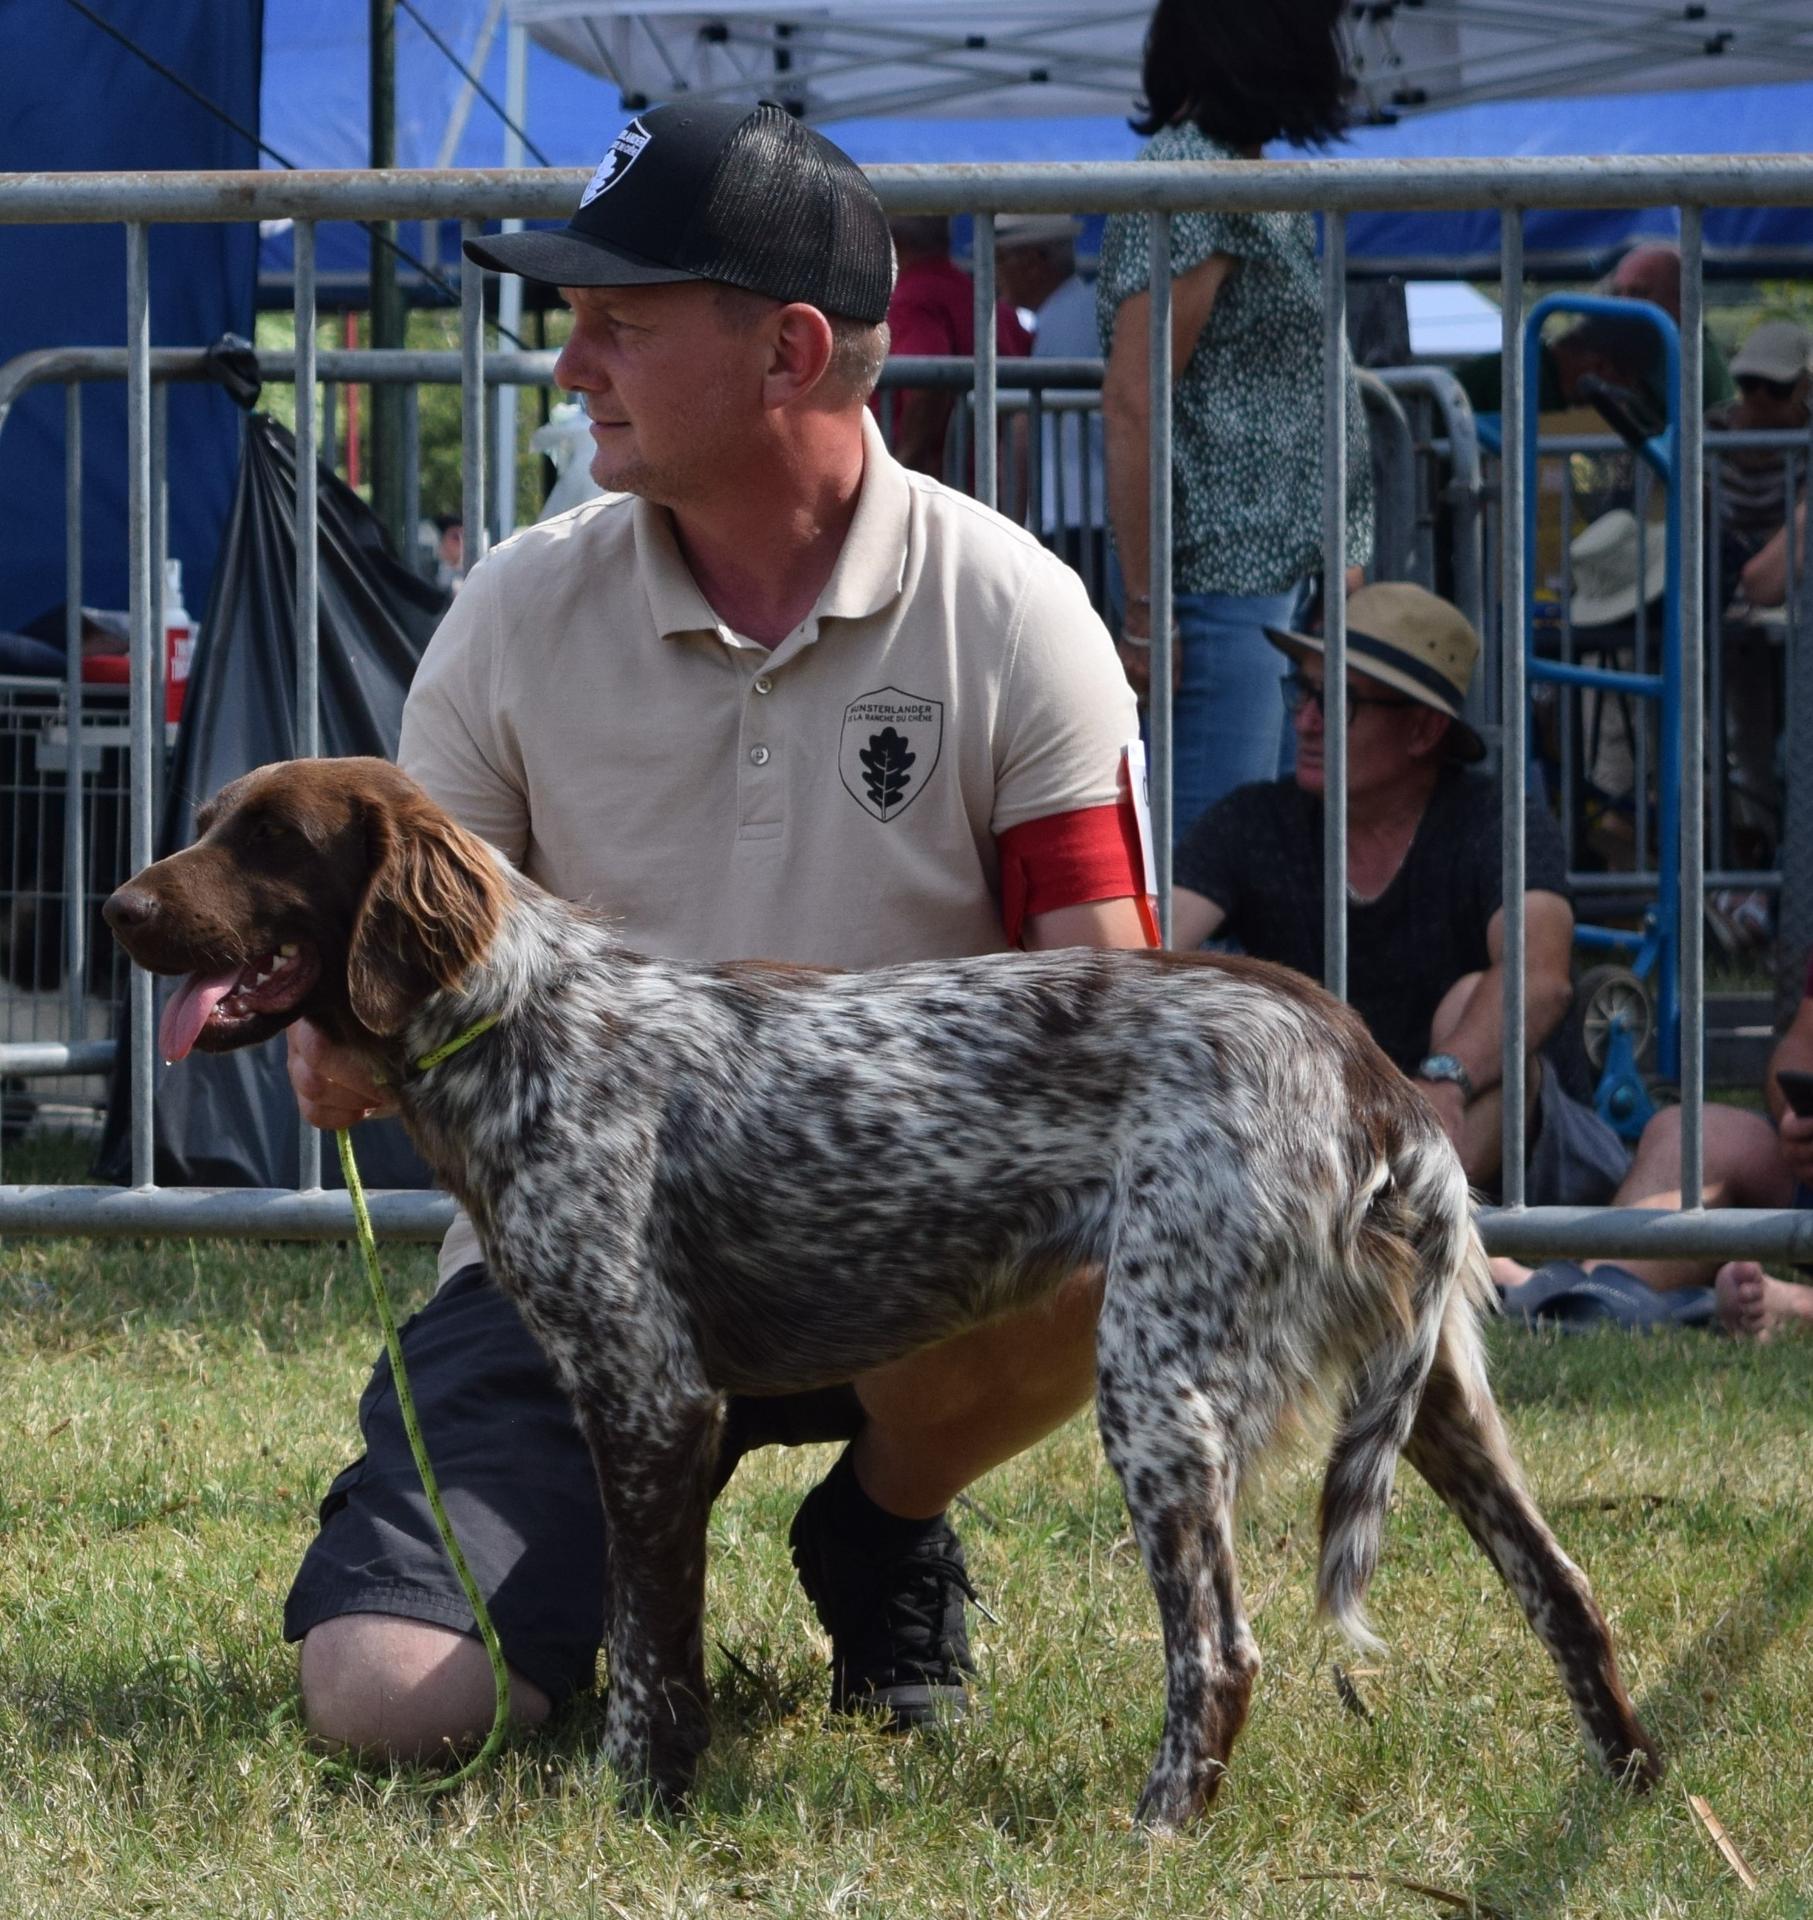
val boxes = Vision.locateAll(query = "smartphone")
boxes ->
[1777,1069,1813,1118]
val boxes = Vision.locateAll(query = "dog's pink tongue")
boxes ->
[158,967,242,1062]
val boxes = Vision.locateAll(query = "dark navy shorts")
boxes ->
[283,1264,864,1705]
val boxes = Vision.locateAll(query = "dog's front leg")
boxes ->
[565,1369,724,1813]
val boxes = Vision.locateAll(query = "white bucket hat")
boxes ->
[1568,510,1669,630]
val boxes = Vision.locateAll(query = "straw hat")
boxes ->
[1568,510,1668,630]
[1264,582,1485,763]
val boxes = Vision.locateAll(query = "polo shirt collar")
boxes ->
[633,410,911,643]
[633,495,722,641]
[814,411,911,624]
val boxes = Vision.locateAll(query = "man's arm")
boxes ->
[1100,254,1234,697]
[1421,890,1576,1101]
[1024,896,1151,951]
[1169,886,1227,951]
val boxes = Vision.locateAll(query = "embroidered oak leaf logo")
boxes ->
[859,727,916,817]
[839,687,942,823]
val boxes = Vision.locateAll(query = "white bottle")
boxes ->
[163,558,196,719]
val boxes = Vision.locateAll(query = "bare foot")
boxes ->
[1714,1260,1813,1341]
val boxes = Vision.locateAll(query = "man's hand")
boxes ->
[1778,1109,1813,1187]
[1416,1073,1468,1154]
[287,1020,398,1132]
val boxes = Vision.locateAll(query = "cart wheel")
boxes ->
[1577,964,1653,1068]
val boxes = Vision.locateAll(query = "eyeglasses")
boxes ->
[1281,669,1418,726]
[1736,374,1799,402]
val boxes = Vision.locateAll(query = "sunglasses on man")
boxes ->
[1280,668,1417,725]
[1736,373,1801,402]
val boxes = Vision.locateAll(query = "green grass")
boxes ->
[1,1208,1810,1916]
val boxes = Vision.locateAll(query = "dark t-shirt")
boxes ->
[1173,767,1570,1075]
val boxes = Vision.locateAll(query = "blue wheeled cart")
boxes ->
[1519,294,1686,1133]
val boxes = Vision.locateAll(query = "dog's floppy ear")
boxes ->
[347,787,507,1036]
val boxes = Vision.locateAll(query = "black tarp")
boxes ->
[96,410,447,1189]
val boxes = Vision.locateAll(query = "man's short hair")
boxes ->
[712,283,890,403]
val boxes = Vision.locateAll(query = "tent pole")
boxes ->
[370,0,407,553]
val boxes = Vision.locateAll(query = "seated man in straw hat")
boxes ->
[1168,582,1629,1209]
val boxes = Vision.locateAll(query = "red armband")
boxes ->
[997,796,1157,948]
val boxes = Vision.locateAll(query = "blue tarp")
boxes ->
[0,0,261,633]
[249,5,1813,295]
[828,82,1813,279]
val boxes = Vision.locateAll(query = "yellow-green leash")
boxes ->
[296,1009,511,1794]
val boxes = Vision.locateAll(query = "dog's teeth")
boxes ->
[279,943,298,957]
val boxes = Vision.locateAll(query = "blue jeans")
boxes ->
[1167,587,1302,838]
[1107,562,1304,840]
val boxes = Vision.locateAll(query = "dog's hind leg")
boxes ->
[1404,1301,1663,1788]
[1095,1277,1262,1831]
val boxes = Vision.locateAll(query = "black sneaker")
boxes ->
[788,1473,979,1730]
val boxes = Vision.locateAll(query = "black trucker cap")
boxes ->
[463,100,894,325]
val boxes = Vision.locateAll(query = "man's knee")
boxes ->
[299,1611,550,1760]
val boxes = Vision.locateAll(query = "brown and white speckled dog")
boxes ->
[105,756,1660,1826]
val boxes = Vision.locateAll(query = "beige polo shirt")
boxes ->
[400,410,1136,1279]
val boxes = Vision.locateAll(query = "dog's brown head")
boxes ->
[104,756,507,1059]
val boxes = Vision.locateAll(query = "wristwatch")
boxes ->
[1416,1052,1475,1101]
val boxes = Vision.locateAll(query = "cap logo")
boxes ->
[579,119,651,208]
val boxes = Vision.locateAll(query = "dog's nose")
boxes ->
[103,886,160,935]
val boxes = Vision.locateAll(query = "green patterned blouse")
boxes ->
[1096,123,1375,598]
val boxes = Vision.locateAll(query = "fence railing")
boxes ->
[4,154,1813,1264]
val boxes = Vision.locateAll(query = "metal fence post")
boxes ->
[1500,209,1527,1208]
[1678,206,1706,1208]
[1322,212,1348,998]
[972,212,998,512]
[1148,211,1175,939]
[126,222,155,1189]
[295,218,322,1192]
[461,221,487,569]
[63,383,86,1043]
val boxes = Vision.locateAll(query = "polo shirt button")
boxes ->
[753,675,774,695]
[749,744,771,766]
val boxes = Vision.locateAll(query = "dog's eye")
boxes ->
[247,815,293,844]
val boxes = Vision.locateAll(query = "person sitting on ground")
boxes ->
[1168,581,1629,1208]
[1495,978,1813,1340]
[1706,320,1812,587]
[1735,500,1807,612]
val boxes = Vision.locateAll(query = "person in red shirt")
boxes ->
[881,215,1031,477]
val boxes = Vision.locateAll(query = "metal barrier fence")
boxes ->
[3,154,1813,1265]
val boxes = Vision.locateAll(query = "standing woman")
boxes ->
[1098,0,1374,841]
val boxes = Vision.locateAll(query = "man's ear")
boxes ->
[1406,707,1456,764]
[764,302,836,408]
[346,796,507,1037]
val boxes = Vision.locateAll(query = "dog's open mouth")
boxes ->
[158,942,321,1061]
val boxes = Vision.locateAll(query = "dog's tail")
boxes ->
[1313,1123,1489,1651]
